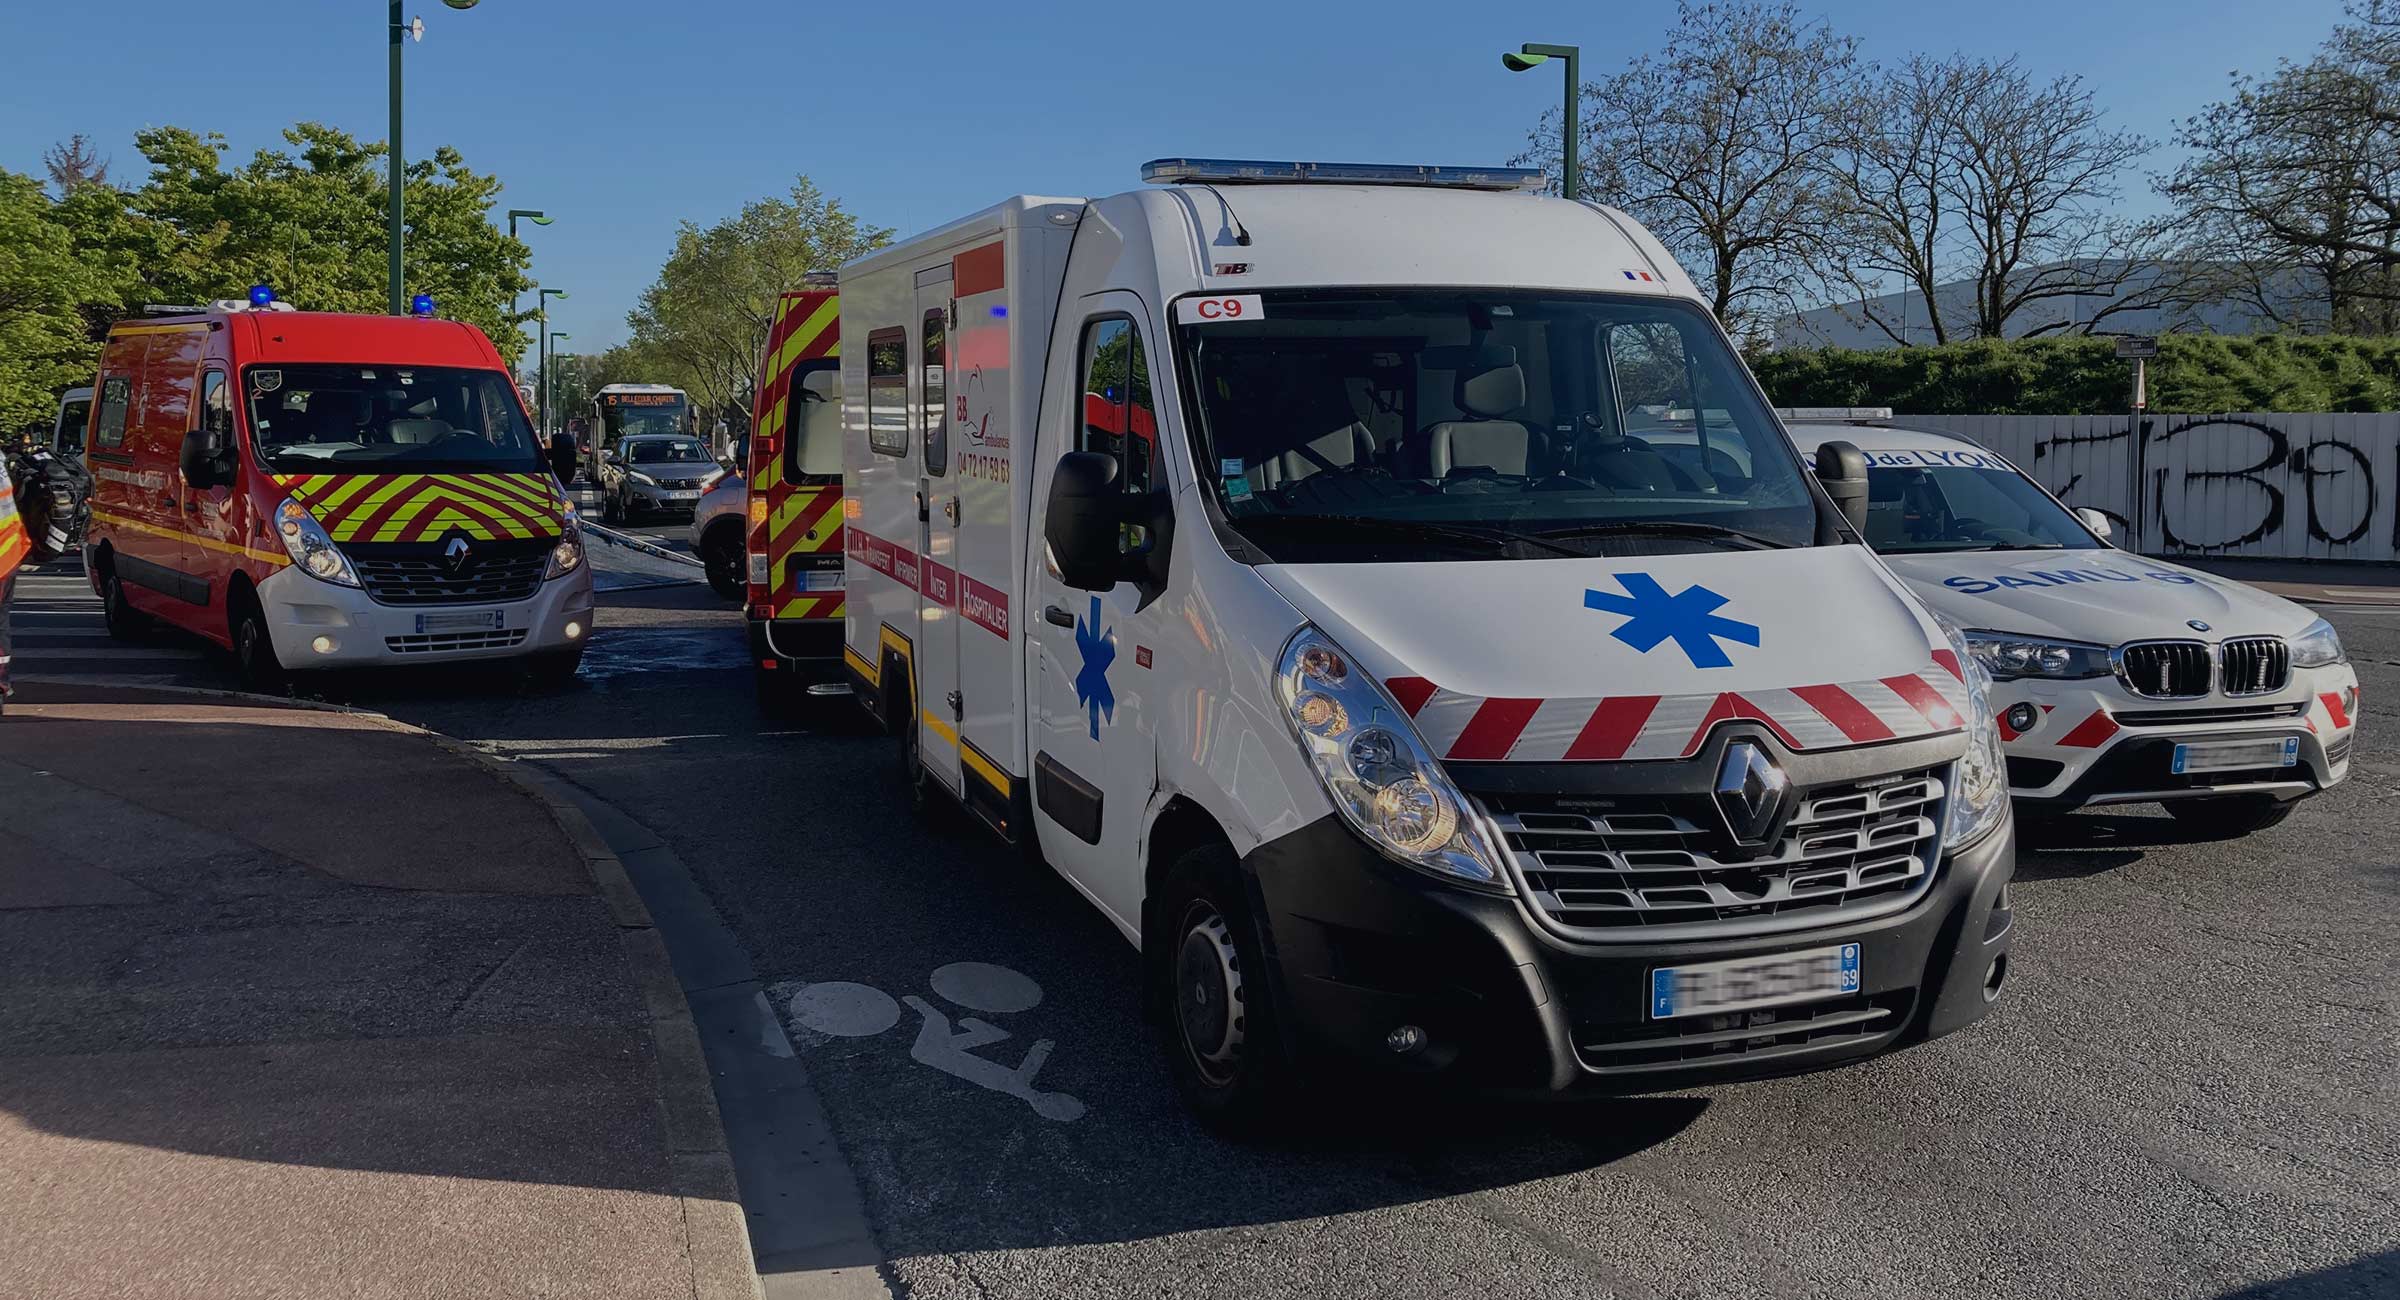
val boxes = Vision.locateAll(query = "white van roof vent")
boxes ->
[1141,158,1545,192]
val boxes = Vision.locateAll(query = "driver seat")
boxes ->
[1425,355,1539,477]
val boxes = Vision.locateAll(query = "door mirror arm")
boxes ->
[1043,452,1175,596]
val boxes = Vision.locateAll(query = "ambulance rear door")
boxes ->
[947,239,1019,832]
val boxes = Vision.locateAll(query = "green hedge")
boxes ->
[1749,335,2400,415]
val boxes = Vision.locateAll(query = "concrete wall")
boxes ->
[1891,413,2400,563]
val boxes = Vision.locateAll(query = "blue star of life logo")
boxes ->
[1072,595,1117,739]
[1583,572,1761,669]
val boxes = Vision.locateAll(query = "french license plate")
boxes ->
[799,569,845,592]
[2172,736,2299,775]
[415,609,504,635]
[1651,943,1860,1020]
[668,490,700,502]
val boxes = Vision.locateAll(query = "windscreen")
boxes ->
[786,360,843,482]
[1863,458,2104,554]
[626,437,712,464]
[245,364,542,473]
[598,393,688,442]
[1172,290,1821,562]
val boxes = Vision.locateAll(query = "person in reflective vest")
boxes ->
[0,453,29,711]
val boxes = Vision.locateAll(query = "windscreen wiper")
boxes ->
[1530,519,1791,550]
[1269,514,1584,558]
[1980,541,2066,552]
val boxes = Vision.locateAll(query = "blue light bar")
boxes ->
[1140,158,1546,192]
[248,284,276,306]
[410,293,436,317]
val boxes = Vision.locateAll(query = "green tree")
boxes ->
[0,170,109,434]
[622,175,891,421]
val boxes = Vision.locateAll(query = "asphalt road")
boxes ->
[17,566,2397,1300]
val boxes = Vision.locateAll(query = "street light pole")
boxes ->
[1503,43,1581,201]
[506,209,550,362]
[387,1,406,314]
[536,288,568,433]
[547,332,571,441]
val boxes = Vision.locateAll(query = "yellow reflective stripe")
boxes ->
[88,506,290,566]
[842,644,876,683]
[428,475,541,537]
[308,474,380,514]
[919,710,1013,795]
[335,476,420,539]
[109,322,212,337]
[777,298,840,376]
[469,472,557,513]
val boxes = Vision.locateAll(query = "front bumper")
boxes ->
[625,481,710,515]
[1243,813,2014,1093]
[1993,668,2358,810]
[256,563,595,667]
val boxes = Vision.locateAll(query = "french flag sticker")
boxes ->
[1622,269,1656,282]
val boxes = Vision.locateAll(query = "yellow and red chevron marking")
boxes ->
[0,482,29,580]
[748,288,844,621]
[275,472,565,544]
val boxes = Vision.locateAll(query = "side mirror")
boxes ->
[2074,507,2113,540]
[179,425,228,489]
[1045,452,1128,591]
[1813,440,1870,534]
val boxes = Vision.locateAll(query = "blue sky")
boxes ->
[0,0,2357,351]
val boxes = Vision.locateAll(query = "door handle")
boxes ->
[183,501,201,512]
[916,491,928,523]
[944,497,959,525]
[1043,604,1075,629]
[158,493,177,507]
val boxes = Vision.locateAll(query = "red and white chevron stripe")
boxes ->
[1388,652,1971,762]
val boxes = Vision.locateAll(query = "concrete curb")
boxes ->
[12,677,766,1300]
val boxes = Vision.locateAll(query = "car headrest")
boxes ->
[1457,362,1525,419]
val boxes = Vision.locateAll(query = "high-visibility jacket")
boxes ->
[0,458,29,582]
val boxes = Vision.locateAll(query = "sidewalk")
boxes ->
[2179,556,2400,607]
[0,683,754,1299]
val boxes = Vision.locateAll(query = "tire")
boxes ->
[702,524,745,600]
[527,647,585,688]
[102,570,149,642]
[755,666,803,720]
[229,589,287,694]
[2164,795,2296,838]
[1152,843,1292,1138]
[602,489,623,525]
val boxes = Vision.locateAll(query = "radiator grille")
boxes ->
[352,539,550,607]
[2219,637,2290,697]
[1485,767,1947,941]
[2117,641,2212,699]
[384,628,530,654]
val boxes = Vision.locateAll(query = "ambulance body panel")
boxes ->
[84,304,591,676]
[1803,423,2360,819]
[844,166,2017,1121]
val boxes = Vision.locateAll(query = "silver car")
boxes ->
[690,471,747,600]
[600,434,725,524]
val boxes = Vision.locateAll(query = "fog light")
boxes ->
[564,620,585,641]
[2004,703,2039,735]
[1385,1024,1427,1055]
[310,635,337,655]
[2343,685,2357,716]
[1983,954,2009,1003]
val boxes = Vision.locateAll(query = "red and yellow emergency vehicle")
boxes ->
[744,283,847,710]
[82,293,593,686]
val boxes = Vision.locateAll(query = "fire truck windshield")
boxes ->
[1172,289,1823,562]
[245,364,543,473]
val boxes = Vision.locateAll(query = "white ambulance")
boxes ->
[1785,418,2361,835]
[839,160,2017,1131]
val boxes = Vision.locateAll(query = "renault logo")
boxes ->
[1713,741,1790,847]
[442,534,472,575]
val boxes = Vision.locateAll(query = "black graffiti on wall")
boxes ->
[2025,415,2390,555]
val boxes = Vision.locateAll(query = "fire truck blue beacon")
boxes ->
[835,159,2017,1133]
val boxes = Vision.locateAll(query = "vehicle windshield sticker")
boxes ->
[1073,595,1117,739]
[1220,458,1243,476]
[1224,476,1252,501]
[1175,294,1263,324]
[1584,573,1761,669]
[1860,448,2009,470]
[1942,568,2204,595]
[253,369,282,393]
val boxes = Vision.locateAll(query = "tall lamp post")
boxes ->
[1503,43,1581,201]
[388,0,484,315]
[546,333,571,442]
[536,289,568,432]
[507,208,550,361]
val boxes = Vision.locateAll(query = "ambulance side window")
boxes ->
[866,327,909,457]
[1078,317,1155,493]
[94,376,131,452]
[922,307,948,477]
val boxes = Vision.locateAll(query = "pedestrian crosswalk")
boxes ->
[6,559,210,682]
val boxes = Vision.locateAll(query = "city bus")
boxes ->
[590,383,690,472]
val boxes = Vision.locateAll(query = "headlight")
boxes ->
[1275,626,1507,889]
[700,469,727,493]
[546,502,586,579]
[2290,618,2345,668]
[274,497,361,588]
[1938,617,2010,849]
[627,470,657,486]
[1965,630,2112,680]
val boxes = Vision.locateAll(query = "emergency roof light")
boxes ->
[1775,407,1895,422]
[411,293,437,317]
[249,284,276,306]
[1140,158,1546,192]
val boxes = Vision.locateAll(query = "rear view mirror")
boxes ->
[179,425,230,490]
[1813,440,1870,534]
[2074,507,2114,540]
[1045,452,1125,591]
